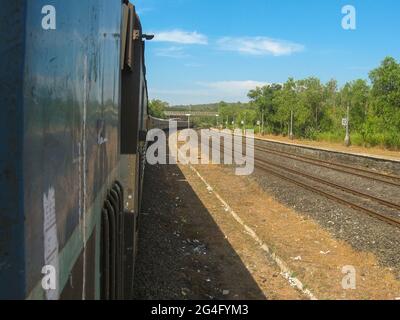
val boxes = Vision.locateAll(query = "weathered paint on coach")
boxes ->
[0,0,146,299]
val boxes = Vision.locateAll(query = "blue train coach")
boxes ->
[0,0,150,299]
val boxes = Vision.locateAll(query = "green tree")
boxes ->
[319,79,339,132]
[273,78,299,134]
[369,57,400,127]
[237,107,258,127]
[340,80,370,131]
[297,77,325,130]
[148,99,168,119]
[248,84,282,132]
[367,57,400,147]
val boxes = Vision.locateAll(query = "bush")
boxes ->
[315,131,343,143]
[350,132,365,146]
[304,127,320,140]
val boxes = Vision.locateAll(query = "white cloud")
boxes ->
[155,46,188,58]
[198,80,268,92]
[151,89,210,96]
[136,7,153,15]
[184,62,203,68]
[150,80,268,105]
[217,37,304,56]
[153,29,208,45]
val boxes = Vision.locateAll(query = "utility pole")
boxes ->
[344,104,351,147]
[186,114,191,129]
[261,110,265,135]
[289,110,294,140]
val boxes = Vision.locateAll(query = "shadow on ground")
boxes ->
[133,162,265,300]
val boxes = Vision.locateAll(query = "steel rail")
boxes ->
[254,144,400,187]
[215,130,400,185]
[255,160,400,228]
[203,135,400,227]
[256,156,400,212]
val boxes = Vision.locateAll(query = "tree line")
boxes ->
[220,56,400,149]
[149,56,400,150]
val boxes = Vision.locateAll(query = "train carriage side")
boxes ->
[0,0,148,300]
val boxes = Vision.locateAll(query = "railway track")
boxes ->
[202,134,400,228]
[254,159,400,228]
[254,143,400,187]
[216,130,400,185]
[255,156,400,212]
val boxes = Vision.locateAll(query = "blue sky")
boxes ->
[134,0,400,105]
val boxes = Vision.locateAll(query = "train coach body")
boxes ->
[148,116,189,131]
[0,1,148,299]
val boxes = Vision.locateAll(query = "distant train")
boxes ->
[0,1,150,299]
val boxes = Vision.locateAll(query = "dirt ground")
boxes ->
[134,138,400,300]
[182,162,400,300]
[133,163,302,300]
